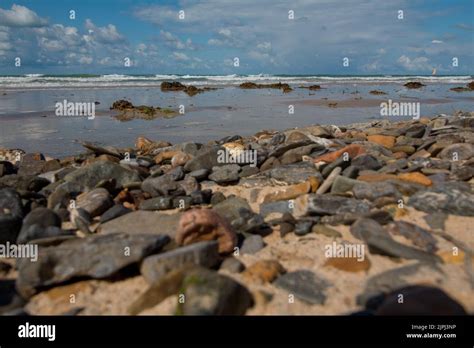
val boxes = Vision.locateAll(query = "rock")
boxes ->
[0,175,50,192]
[75,188,113,217]
[0,188,24,243]
[369,90,386,95]
[367,135,396,148]
[141,173,183,197]
[423,213,447,231]
[294,220,314,235]
[176,209,237,254]
[386,221,438,253]
[312,224,342,238]
[190,189,212,205]
[242,260,285,283]
[188,169,209,181]
[140,241,220,285]
[172,196,193,209]
[16,233,170,298]
[408,182,474,216]
[350,218,440,263]
[279,144,321,164]
[324,256,371,272]
[0,161,15,177]
[316,167,341,194]
[111,99,133,110]
[99,210,182,238]
[139,197,173,211]
[404,82,425,89]
[262,181,311,203]
[274,270,331,305]
[351,154,383,171]
[171,152,191,168]
[210,191,226,205]
[356,263,439,307]
[313,144,366,164]
[135,136,154,151]
[352,182,401,201]
[17,207,63,244]
[240,235,265,254]
[239,165,259,177]
[208,164,240,184]
[220,257,245,273]
[70,208,92,234]
[374,286,467,315]
[213,196,252,222]
[130,267,253,315]
[100,204,131,223]
[183,146,223,172]
[438,143,474,161]
[64,161,140,192]
[294,194,371,217]
[398,172,432,186]
[330,176,359,193]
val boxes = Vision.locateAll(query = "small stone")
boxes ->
[176,209,237,254]
[220,257,245,273]
[100,204,131,223]
[312,224,342,238]
[239,165,259,177]
[438,143,474,161]
[188,169,209,181]
[240,235,265,254]
[140,241,220,285]
[294,220,313,235]
[324,256,371,272]
[274,270,330,305]
[316,167,341,194]
[262,181,310,203]
[75,188,113,217]
[386,221,438,253]
[397,172,432,186]
[313,144,366,164]
[294,194,371,217]
[367,135,396,148]
[208,164,240,184]
[351,154,383,170]
[17,207,62,244]
[139,197,173,210]
[242,260,285,283]
[330,176,359,193]
[210,191,226,205]
[352,182,401,201]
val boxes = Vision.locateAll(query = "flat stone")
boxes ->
[240,235,265,254]
[264,162,322,185]
[408,182,474,216]
[75,188,113,217]
[352,182,401,201]
[140,241,220,285]
[438,143,474,161]
[242,260,285,284]
[386,221,438,253]
[183,146,224,172]
[213,196,252,222]
[17,207,63,244]
[312,224,342,238]
[99,210,182,238]
[294,194,371,217]
[351,154,383,170]
[324,256,371,272]
[313,144,366,163]
[64,161,141,191]
[16,233,170,298]
[398,172,432,186]
[262,181,311,203]
[139,197,173,211]
[208,164,240,184]
[187,169,209,181]
[274,270,331,305]
[100,204,131,223]
[350,218,441,263]
[330,176,360,193]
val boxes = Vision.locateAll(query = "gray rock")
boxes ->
[141,241,220,285]
[274,270,331,305]
[239,165,259,178]
[294,194,371,217]
[75,188,113,217]
[100,204,131,223]
[0,174,50,192]
[279,144,322,165]
[172,196,193,209]
[351,154,383,170]
[264,162,322,185]
[210,191,226,205]
[213,196,252,222]
[141,173,183,197]
[209,164,240,184]
[350,218,441,263]
[178,175,200,195]
[190,190,212,205]
[184,146,224,172]
[240,235,265,254]
[220,257,245,273]
[352,182,401,201]
[342,165,359,178]
[139,197,173,211]
[259,201,293,217]
[330,176,360,193]
[17,207,63,244]
[187,169,209,181]
[423,213,447,231]
[16,233,170,298]
[321,157,350,178]
[438,143,474,161]
[294,220,314,235]
[408,182,474,216]
[64,161,140,191]
[99,210,182,239]
[386,221,438,253]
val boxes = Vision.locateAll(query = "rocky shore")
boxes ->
[1,111,473,315]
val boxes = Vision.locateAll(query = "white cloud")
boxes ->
[431,40,443,44]
[84,19,125,44]
[0,5,47,27]
[160,30,195,50]
[397,55,431,71]
[172,52,190,61]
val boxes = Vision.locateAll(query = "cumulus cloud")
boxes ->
[160,30,195,50]
[397,55,431,71]
[0,4,47,27]
[84,19,125,44]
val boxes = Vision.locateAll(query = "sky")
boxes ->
[0,0,473,75]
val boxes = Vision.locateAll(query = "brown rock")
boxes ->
[398,172,432,186]
[176,209,237,254]
[171,152,191,167]
[136,136,153,151]
[367,135,396,148]
[324,256,371,272]
[404,82,425,89]
[242,260,286,283]
[357,173,398,182]
[154,151,181,164]
[313,144,366,163]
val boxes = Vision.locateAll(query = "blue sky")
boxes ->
[0,0,472,75]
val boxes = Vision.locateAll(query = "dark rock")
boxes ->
[64,161,140,192]
[294,220,314,236]
[274,270,331,305]
[239,165,259,177]
[260,201,293,217]
[350,218,441,263]
[213,196,252,222]
[280,144,322,165]
[0,175,50,192]
[209,164,240,184]
[190,189,212,205]
[16,233,170,298]
[408,182,474,216]
[386,221,438,253]
[295,194,371,217]
[330,176,359,193]
[240,235,265,254]
[352,182,401,201]
[141,241,220,285]
[404,82,425,89]
[141,173,183,197]
[279,222,295,236]
[342,165,359,178]
[351,154,382,170]
[0,161,15,177]
[172,196,193,209]
[183,146,224,172]
[139,197,173,210]
[100,204,131,223]
[210,191,226,206]
[187,169,209,181]
[17,207,63,244]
